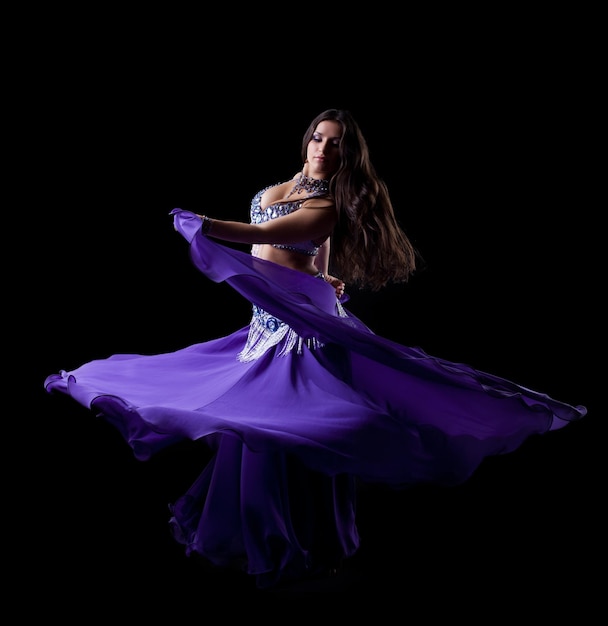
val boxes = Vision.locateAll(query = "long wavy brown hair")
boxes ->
[301,109,420,291]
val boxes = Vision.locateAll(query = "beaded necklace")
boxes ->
[286,172,330,198]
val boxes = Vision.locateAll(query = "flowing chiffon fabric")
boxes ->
[44,209,587,588]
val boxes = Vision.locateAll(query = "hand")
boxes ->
[325,274,346,298]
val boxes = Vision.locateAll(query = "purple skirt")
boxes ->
[44,209,587,588]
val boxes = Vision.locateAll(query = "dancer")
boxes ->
[45,108,587,589]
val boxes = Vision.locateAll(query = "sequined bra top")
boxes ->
[249,181,328,256]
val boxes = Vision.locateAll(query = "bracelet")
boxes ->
[200,215,213,235]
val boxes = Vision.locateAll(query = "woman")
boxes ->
[44,109,587,590]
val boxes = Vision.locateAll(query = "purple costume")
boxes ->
[44,184,587,589]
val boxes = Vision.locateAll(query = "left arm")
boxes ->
[315,238,345,298]
[314,239,330,276]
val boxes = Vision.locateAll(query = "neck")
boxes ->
[287,172,329,198]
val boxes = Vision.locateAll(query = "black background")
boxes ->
[14,11,601,614]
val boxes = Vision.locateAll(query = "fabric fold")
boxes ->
[44,208,587,588]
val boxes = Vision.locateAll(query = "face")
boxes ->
[305,120,342,179]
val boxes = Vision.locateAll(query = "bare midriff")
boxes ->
[253,244,321,276]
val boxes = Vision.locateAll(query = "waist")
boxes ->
[252,244,321,274]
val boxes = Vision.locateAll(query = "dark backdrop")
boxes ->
[16,29,600,610]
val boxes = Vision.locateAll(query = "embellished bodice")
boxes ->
[249,180,325,256]
[238,176,346,362]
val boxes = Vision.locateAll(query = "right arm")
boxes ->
[198,199,336,247]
